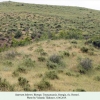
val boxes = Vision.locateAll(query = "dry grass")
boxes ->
[0,39,100,91]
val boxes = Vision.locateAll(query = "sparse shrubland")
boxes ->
[0,1,100,91]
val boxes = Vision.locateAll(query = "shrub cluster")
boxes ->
[78,58,92,74]
[45,71,59,80]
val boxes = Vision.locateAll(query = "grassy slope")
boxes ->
[0,1,100,91]
[0,1,100,47]
[0,39,100,91]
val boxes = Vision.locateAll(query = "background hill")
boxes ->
[0,1,100,91]
[0,1,100,49]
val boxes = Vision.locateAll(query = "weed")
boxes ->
[78,58,92,74]
[12,71,19,77]
[47,61,58,69]
[23,58,35,67]
[81,47,88,53]
[38,56,46,62]
[49,54,61,64]
[17,66,27,73]
[66,72,74,76]
[5,50,19,59]
[40,51,47,56]
[18,77,30,89]
[63,51,70,57]
[95,65,100,70]
[0,78,14,91]
[73,88,86,92]
[94,76,100,81]
[36,79,52,90]
[45,71,59,80]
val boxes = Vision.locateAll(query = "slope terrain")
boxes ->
[0,1,100,91]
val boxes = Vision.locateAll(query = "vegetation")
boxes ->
[0,1,100,91]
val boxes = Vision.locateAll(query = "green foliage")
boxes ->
[66,72,74,76]
[11,37,31,47]
[94,76,100,81]
[81,47,88,53]
[38,56,46,62]
[47,61,58,69]
[5,50,19,59]
[45,71,59,80]
[18,77,30,90]
[12,71,19,77]
[73,88,86,92]
[95,65,100,70]
[49,54,61,64]
[23,58,35,67]
[62,51,70,57]
[0,78,14,91]
[93,40,100,48]
[78,58,92,74]
[14,30,22,38]
[36,79,52,90]
[17,66,27,73]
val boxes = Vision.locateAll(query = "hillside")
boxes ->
[0,1,100,91]
[0,1,100,49]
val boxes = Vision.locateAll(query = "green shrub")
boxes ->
[3,61,13,67]
[18,77,30,89]
[63,51,70,57]
[23,58,35,67]
[94,76,100,81]
[0,78,14,91]
[81,47,88,53]
[12,71,19,77]
[14,30,22,38]
[38,56,46,62]
[66,72,74,76]
[40,51,47,56]
[17,66,27,73]
[45,71,59,80]
[73,88,86,92]
[37,80,52,90]
[5,50,19,59]
[49,54,61,64]
[78,58,92,74]
[71,40,77,44]
[93,40,100,48]
[95,65,100,70]
[47,61,58,69]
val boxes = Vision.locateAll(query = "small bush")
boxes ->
[14,30,22,38]
[45,71,59,80]
[38,56,46,62]
[94,76,100,81]
[66,72,74,76]
[23,58,35,67]
[78,58,92,74]
[73,88,86,92]
[17,66,27,73]
[49,54,61,64]
[93,40,100,48]
[37,80,52,90]
[40,51,47,56]
[71,40,77,44]
[81,47,88,53]
[95,65,100,70]
[12,71,19,77]
[3,61,13,67]
[18,77,30,88]
[0,78,14,91]
[5,50,19,59]
[63,51,70,57]
[47,61,58,69]
[57,69,64,73]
